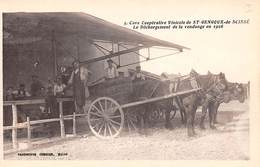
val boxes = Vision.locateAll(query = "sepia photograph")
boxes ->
[1,0,259,164]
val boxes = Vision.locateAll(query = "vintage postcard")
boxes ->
[0,0,260,166]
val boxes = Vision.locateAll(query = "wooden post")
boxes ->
[27,117,31,147]
[12,104,18,149]
[73,112,76,136]
[59,102,65,138]
[148,47,150,60]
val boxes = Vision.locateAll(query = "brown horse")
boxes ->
[166,71,229,136]
[208,82,246,126]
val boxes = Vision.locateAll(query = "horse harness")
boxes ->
[205,75,227,103]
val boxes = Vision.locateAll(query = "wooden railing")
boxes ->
[3,97,88,151]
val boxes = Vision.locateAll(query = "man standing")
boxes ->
[105,59,118,80]
[131,66,146,99]
[68,60,91,113]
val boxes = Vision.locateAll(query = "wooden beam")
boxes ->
[4,98,73,106]
[121,88,201,109]
[80,45,146,65]
[59,102,65,138]
[27,117,31,147]
[73,112,76,136]
[30,118,61,125]
[118,43,148,59]
[12,104,18,149]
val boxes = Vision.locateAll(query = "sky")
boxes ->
[82,0,259,83]
[1,0,259,83]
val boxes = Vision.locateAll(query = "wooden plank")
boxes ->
[63,113,88,118]
[64,115,73,118]
[56,98,74,102]
[75,113,88,117]
[3,98,73,106]
[30,118,60,125]
[59,102,65,138]
[16,122,28,128]
[4,99,45,106]
[11,104,18,149]
[121,88,201,109]
[64,117,73,120]
[3,126,14,130]
[81,46,146,65]
[3,123,27,130]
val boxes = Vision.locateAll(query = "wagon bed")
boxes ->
[87,77,201,139]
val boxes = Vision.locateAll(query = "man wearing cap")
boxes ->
[105,59,118,80]
[68,60,92,113]
[131,66,145,82]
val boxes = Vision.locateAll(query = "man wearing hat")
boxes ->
[68,60,92,113]
[105,59,118,79]
[131,65,145,82]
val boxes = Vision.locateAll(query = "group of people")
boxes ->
[4,59,146,114]
[5,84,30,101]
[5,75,45,101]
[105,59,145,81]
[70,59,146,113]
[4,74,68,101]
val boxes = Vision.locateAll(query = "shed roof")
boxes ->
[3,12,188,50]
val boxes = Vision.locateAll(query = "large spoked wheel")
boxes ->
[124,110,138,132]
[87,97,124,139]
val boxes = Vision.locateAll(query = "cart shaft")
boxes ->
[121,88,201,109]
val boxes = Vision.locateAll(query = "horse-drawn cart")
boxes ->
[87,77,201,139]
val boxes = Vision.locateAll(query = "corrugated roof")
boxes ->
[3,12,189,50]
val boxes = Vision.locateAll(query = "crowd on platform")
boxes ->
[4,59,148,114]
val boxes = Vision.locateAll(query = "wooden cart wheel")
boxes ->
[87,97,124,139]
[124,110,138,132]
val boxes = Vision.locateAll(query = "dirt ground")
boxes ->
[5,100,249,160]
